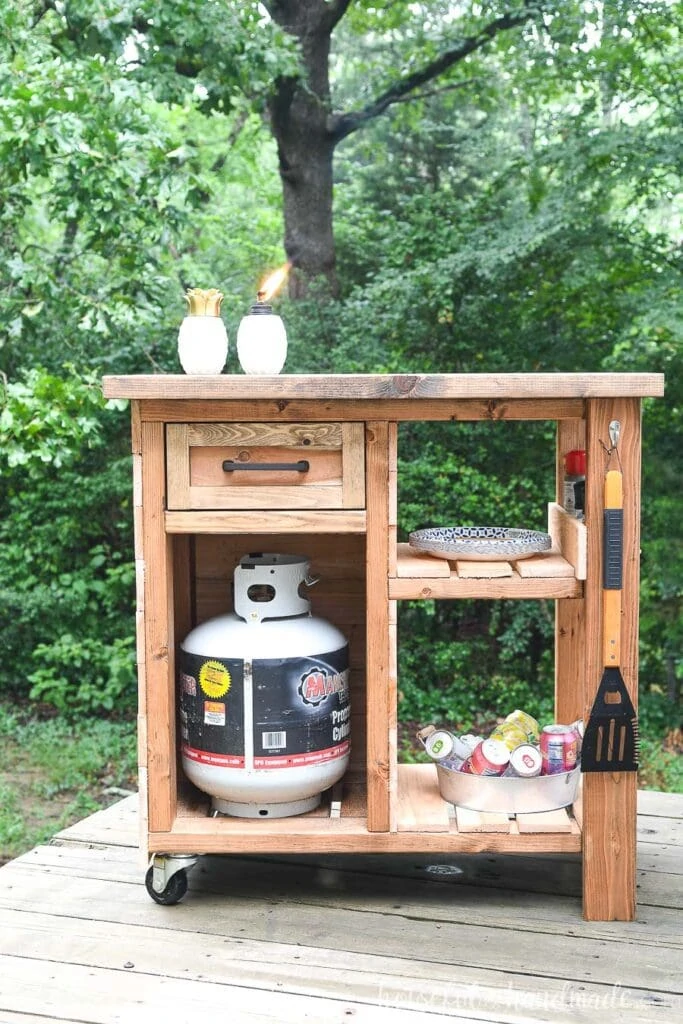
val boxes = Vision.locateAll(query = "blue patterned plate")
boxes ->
[408,526,551,562]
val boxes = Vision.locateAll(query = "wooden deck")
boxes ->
[0,790,681,1023]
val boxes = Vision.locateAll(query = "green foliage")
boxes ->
[0,367,135,716]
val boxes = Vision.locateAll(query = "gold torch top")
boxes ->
[184,288,224,316]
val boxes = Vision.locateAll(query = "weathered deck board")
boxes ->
[0,791,681,1022]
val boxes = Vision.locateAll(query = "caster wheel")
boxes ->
[145,866,188,905]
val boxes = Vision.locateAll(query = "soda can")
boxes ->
[508,743,543,778]
[540,725,578,775]
[452,735,474,761]
[569,719,585,753]
[459,734,483,754]
[424,730,455,762]
[489,721,528,751]
[465,738,510,776]
[439,755,465,771]
[504,709,540,744]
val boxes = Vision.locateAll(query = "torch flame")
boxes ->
[257,262,291,303]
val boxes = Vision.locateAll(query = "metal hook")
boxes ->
[609,420,620,451]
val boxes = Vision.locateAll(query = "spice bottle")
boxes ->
[563,449,586,520]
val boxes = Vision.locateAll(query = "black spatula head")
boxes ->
[581,668,639,772]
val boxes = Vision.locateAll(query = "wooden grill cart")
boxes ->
[102,373,664,920]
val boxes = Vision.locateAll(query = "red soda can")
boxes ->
[509,743,543,778]
[540,725,578,775]
[465,738,509,776]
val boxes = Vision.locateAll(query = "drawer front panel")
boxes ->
[167,422,365,510]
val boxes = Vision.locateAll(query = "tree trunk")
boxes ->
[270,81,338,297]
[265,1,532,294]
[267,6,339,296]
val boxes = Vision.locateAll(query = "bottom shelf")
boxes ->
[148,765,582,856]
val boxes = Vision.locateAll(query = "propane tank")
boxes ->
[178,553,350,818]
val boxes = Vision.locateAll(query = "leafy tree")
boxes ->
[0,367,135,714]
[29,0,680,295]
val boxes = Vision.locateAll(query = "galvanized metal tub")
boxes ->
[435,763,581,814]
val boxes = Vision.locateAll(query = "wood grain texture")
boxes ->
[166,420,364,511]
[341,422,366,507]
[455,807,512,833]
[516,809,573,834]
[188,421,343,446]
[555,419,587,725]
[365,421,392,832]
[455,559,514,578]
[140,421,176,834]
[396,764,450,832]
[102,372,664,401]
[389,575,582,599]
[133,396,589,423]
[514,552,575,578]
[548,501,588,579]
[5,793,683,1024]
[582,397,641,921]
[165,509,367,533]
[165,423,191,508]
[395,543,451,577]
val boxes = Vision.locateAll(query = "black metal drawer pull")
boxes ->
[222,459,310,473]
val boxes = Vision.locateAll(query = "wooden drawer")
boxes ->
[166,422,365,510]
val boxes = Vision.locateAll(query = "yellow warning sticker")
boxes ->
[199,660,231,699]
[204,701,226,726]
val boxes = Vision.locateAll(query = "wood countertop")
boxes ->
[102,372,665,401]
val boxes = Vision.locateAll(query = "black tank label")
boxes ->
[179,653,245,767]
[179,646,350,769]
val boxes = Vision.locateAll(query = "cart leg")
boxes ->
[582,397,640,920]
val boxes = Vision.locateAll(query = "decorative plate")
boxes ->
[408,526,552,562]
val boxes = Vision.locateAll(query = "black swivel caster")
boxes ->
[144,854,197,905]
[145,866,188,905]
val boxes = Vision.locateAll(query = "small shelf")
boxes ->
[390,544,582,599]
[148,768,581,856]
[396,765,582,844]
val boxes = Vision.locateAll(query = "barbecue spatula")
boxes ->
[581,456,639,772]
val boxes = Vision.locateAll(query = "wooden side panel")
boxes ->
[166,424,191,510]
[387,423,398,577]
[140,421,177,835]
[366,421,392,832]
[555,419,586,727]
[130,402,147,856]
[548,502,587,579]
[582,398,640,921]
[341,423,366,507]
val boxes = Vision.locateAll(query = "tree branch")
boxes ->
[388,77,479,106]
[328,9,532,142]
[321,0,355,33]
